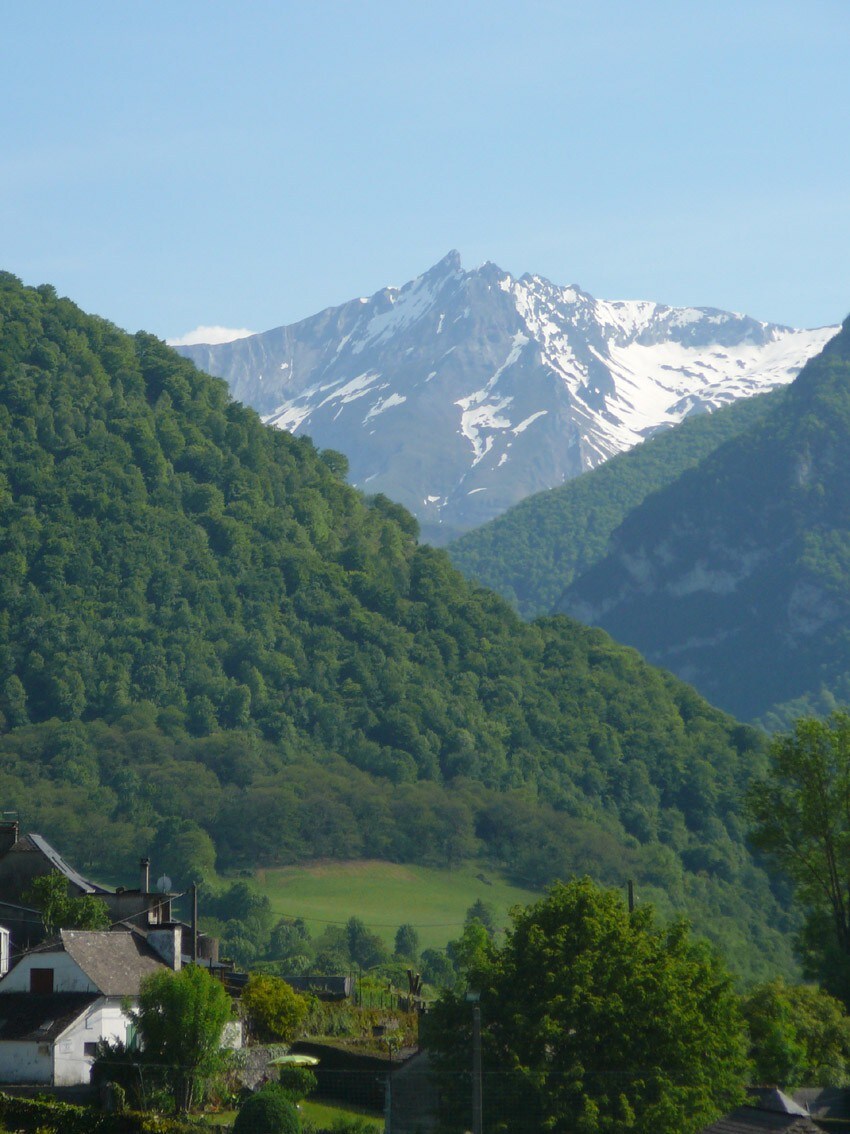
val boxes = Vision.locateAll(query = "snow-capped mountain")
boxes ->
[176,252,837,543]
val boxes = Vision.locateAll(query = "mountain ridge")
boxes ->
[177,252,836,542]
[447,387,786,619]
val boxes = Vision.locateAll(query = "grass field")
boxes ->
[207,1101,383,1130]
[253,859,539,951]
[300,1098,384,1129]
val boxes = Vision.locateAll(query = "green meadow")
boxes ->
[253,860,540,952]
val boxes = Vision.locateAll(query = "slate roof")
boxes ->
[699,1106,823,1133]
[0,992,98,1042]
[793,1087,850,1118]
[25,835,111,895]
[59,930,169,996]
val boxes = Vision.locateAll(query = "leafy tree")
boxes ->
[393,923,419,961]
[428,878,749,1134]
[465,899,496,938]
[203,880,274,965]
[132,964,232,1111]
[346,916,388,968]
[269,917,312,962]
[154,819,218,890]
[420,947,456,988]
[241,973,309,1043]
[748,713,850,1003]
[446,920,492,978]
[742,979,850,1089]
[24,870,109,935]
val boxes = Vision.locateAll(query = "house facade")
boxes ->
[0,992,130,1086]
[0,926,181,1086]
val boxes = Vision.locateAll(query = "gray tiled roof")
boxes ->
[60,930,169,996]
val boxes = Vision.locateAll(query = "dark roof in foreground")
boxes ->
[699,1087,825,1133]
[699,1107,822,1133]
[0,993,98,1042]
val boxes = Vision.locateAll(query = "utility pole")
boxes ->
[191,882,198,962]
[467,990,483,1134]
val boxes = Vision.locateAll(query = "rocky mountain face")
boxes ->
[447,388,784,620]
[558,318,850,725]
[177,252,836,543]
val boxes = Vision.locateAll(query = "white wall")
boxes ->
[0,951,95,994]
[0,1040,52,1084]
[221,1020,243,1050]
[53,997,132,1087]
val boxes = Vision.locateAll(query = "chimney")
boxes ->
[148,924,182,971]
[0,820,19,855]
[140,857,150,893]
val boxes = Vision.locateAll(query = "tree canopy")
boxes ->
[427,878,750,1134]
[748,712,850,1002]
[742,979,850,1090]
[23,870,109,935]
[132,964,231,1111]
[241,973,309,1044]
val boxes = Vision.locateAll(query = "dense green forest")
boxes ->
[0,273,796,977]
[448,390,782,619]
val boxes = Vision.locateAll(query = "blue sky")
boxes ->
[3,1,849,341]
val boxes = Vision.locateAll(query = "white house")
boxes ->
[0,926,181,1086]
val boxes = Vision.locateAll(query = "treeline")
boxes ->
[0,273,794,977]
[448,390,783,618]
[0,710,793,980]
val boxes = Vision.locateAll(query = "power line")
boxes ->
[272,910,474,929]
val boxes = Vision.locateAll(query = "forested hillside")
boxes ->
[448,391,783,618]
[0,273,795,977]
[560,319,850,726]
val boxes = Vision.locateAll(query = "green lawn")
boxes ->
[206,1100,383,1131]
[300,1098,384,1129]
[253,859,539,951]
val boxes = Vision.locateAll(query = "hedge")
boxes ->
[0,1092,206,1134]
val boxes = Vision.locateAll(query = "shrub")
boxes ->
[233,1086,300,1134]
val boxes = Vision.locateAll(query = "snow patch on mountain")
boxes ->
[176,252,838,542]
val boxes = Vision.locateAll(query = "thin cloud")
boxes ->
[167,325,256,346]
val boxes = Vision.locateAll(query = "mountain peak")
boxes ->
[430,249,463,274]
[175,259,838,543]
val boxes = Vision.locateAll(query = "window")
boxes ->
[84,1042,98,1058]
[30,968,54,994]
